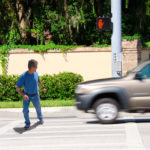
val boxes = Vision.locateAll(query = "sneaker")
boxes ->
[24,124,30,130]
[39,119,44,125]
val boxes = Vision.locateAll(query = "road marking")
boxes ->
[125,118,145,150]
[0,143,126,149]
[0,120,22,135]
[5,128,124,135]
[37,124,123,129]
[0,133,124,141]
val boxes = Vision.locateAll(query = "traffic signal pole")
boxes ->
[111,0,122,77]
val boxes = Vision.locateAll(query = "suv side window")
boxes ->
[140,64,150,79]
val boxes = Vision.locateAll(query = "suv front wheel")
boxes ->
[94,98,119,124]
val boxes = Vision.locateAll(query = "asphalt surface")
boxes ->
[0,107,150,150]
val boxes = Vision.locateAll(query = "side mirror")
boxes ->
[135,72,142,80]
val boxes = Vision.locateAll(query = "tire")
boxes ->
[93,98,119,124]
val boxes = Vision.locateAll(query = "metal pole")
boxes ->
[111,0,122,77]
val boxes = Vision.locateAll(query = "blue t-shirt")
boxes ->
[16,71,40,94]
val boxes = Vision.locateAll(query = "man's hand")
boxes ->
[38,82,47,93]
[16,86,29,100]
[43,88,47,93]
[23,95,29,101]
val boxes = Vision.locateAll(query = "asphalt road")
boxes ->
[0,107,150,150]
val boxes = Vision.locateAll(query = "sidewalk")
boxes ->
[0,106,76,113]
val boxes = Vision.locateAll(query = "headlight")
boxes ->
[75,85,94,94]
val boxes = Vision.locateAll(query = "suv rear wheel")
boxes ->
[93,98,119,124]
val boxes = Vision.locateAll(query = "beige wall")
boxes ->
[7,50,112,81]
[3,40,145,81]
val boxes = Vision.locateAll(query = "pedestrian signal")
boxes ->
[96,17,111,31]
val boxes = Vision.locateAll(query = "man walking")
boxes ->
[16,59,47,130]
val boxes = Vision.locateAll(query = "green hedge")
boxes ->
[0,72,83,101]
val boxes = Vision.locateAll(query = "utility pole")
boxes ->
[111,0,122,77]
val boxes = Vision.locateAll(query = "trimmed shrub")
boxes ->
[0,72,83,101]
[0,75,22,101]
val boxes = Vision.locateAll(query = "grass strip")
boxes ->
[0,100,75,108]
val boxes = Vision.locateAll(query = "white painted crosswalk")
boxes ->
[0,114,126,150]
[0,110,149,150]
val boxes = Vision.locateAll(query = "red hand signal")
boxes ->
[98,19,104,29]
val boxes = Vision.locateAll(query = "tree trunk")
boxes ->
[94,0,104,16]
[16,0,31,43]
[64,0,72,40]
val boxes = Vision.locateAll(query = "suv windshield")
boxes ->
[128,61,150,73]
[125,61,150,77]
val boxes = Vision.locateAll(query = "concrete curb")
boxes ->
[0,106,76,113]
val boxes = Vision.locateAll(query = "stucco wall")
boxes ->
[7,48,112,81]
[1,40,145,80]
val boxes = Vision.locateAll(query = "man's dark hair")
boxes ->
[28,59,38,69]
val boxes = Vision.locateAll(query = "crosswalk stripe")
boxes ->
[0,143,126,149]
[4,128,124,135]
[37,124,123,129]
[0,120,22,135]
[0,133,124,141]
[125,116,145,150]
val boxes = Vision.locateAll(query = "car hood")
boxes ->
[79,77,123,87]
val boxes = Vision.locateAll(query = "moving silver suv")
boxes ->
[75,61,150,124]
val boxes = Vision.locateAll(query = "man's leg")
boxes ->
[23,99,31,125]
[31,95,43,121]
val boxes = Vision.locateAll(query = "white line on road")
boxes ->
[0,133,124,141]
[37,124,123,129]
[125,117,145,150]
[0,120,22,135]
[4,128,124,135]
[0,143,126,149]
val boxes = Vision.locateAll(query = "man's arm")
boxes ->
[38,82,47,93]
[16,86,29,100]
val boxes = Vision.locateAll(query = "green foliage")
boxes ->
[0,75,21,101]
[0,45,10,75]
[0,56,7,75]
[0,43,81,53]
[0,72,83,101]
[39,72,83,100]
[122,0,149,43]
[125,0,129,9]
[6,23,20,45]
[90,42,111,47]
[122,34,141,41]
[146,0,150,16]
[0,1,150,45]
[31,5,46,45]
[144,41,150,47]
[0,0,111,45]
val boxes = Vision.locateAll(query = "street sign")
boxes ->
[96,17,111,31]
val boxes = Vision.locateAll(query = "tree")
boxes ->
[0,0,150,45]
